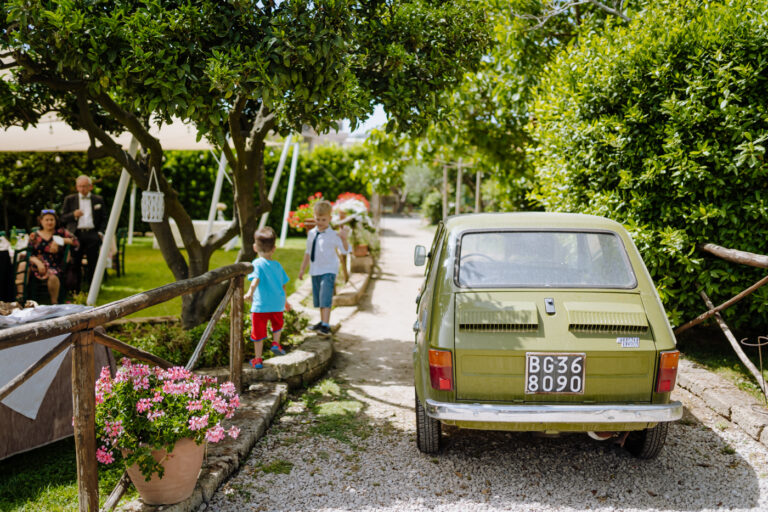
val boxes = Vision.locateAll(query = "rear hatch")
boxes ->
[454,291,656,403]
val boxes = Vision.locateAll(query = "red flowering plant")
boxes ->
[332,192,375,248]
[334,192,370,214]
[287,192,324,232]
[94,359,240,480]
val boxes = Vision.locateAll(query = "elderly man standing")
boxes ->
[61,175,108,291]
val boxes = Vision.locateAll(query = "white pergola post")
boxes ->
[205,151,228,241]
[455,158,463,216]
[475,170,482,213]
[279,140,300,248]
[442,165,448,220]
[259,135,292,230]
[87,137,139,305]
[127,181,136,245]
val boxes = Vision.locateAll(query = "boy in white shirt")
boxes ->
[297,200,349,337]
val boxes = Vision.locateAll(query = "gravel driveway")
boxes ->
[204,216,768,512]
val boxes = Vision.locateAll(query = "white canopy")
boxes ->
[0,113,215,152]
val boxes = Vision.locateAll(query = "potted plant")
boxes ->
[287,192,325,232]
[332,192,374,256]
[95,359,241,505]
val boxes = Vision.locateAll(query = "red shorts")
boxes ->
[250,312,284,342]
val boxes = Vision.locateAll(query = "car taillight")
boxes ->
[656,350,680,393]
[428,349,453,391]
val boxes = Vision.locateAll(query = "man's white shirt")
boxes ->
[77,194,95,229]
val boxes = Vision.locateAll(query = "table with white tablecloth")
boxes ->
[0,305,115,460]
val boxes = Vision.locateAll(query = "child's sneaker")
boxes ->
[317,325,332,338]
[270,344,286,356]
[249,358,263,369]
[308,321,323,332]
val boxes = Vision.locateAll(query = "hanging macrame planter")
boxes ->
[141,167,165,223]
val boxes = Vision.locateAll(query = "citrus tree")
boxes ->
[0,0,490,326]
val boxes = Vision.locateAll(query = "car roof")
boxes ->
[443,212,626,233]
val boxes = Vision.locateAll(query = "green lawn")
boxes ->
[96,236,307,318]
[0,437,131,511]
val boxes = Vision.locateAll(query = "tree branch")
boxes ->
[228,95,247,160]
[13,53,87,91]
[588,0,630,22]
[74,93,144,178]
[514,0,630,31]
[95,92,161,158]
[203,219,240,254]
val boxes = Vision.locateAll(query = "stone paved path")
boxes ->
[204,216,768,512]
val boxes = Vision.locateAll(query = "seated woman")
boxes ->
[24,209,79,304]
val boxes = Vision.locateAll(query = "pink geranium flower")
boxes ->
[95,362,242,482]
[96,446,114,464]
[136,398,153,413]
[188,414,209,431]
[205,424,226,443]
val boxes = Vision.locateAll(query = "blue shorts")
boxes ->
[311,273,336,308]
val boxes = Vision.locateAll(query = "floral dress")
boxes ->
[28,228,79,279]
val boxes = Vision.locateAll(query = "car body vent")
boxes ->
[459,322,539,333]
[569,323,648,334]
[565,303,649,335]
[458,307,538,333]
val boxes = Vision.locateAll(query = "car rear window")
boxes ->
[457,231,637,288]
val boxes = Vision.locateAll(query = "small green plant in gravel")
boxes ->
[255,460,294,475]
[300,379,368,444]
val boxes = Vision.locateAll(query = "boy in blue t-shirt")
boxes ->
[243,226,290,369]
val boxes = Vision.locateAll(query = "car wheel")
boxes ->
[415,390,441,453]
[625,422,669,459]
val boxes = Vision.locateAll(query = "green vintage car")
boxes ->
[413,212,682,458]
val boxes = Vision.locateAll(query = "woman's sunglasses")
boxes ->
[40,209,56,215]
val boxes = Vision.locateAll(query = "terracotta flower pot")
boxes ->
[125,438,205,505]
[353,244,369,257]
[303,219,316,230]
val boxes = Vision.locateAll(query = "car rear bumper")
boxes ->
[425,399,683,424]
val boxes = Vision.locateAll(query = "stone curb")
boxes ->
[677,358,768,445]
[203,336,334,391]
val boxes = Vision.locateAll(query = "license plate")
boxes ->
[525,353,585,394]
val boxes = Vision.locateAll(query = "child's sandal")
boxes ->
[250,358,263,369]
[270,344,286,356]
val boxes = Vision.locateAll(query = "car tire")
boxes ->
[625,422,669,459]
[415,391,441,454]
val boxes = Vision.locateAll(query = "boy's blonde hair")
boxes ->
[313,200,333,216]
[253,226,276,254]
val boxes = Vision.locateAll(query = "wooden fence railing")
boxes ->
[674,243,768,397]
[0,262,251,512]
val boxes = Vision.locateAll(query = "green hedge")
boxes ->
[531,0,768,330]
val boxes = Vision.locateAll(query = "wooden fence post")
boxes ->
[229,276,244,392]
[71,329,98,511]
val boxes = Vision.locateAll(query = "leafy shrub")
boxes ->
[109,308,309,367]
[421,190,443,225]
[531,0,768,330]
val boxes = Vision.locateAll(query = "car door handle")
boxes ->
[413,320,420,333]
